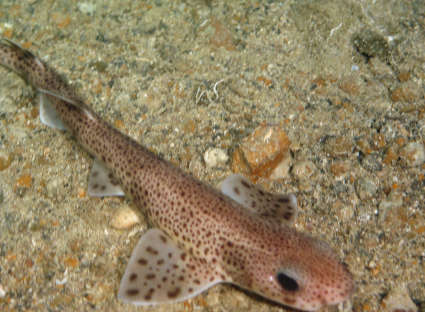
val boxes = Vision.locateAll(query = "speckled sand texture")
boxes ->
[0,1,424,311]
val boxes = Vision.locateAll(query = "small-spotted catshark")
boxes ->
[0,39,353,311]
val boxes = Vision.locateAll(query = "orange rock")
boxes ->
[64,256,79,268]
[391,86,416,102]
[330,161,350,177]
[234,124,291,180]
[16,174,32,188]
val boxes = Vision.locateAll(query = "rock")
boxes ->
[46,177,61,198]
[356,204,374,223]
[204,148,228,168]
[110,207,140,230]
[355,177,378,200]
[0,151,13,171]
[381,284,418,312]
[378,191,404,225]
[77,2,96,15]
[352,28,390,61]
[400,142,425,167]
[291,160,317,192]
[391,81,422,103]
[323,136,353,157]
[335,200,355,222]
[361,153,383,172]
[233,124,291,179]
[292,160,317,180]
[330,160,350,177]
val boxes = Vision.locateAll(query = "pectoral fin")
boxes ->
[221,174,298,224]
[119,229,224,306]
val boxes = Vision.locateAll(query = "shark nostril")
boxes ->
[276,272,299,292]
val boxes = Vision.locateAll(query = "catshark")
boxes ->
[0,39,353,311]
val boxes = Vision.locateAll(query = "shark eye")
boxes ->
[276,272,299,292]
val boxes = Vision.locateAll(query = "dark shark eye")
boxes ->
[276,272,299,292]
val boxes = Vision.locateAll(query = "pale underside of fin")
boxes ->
[39,93,66,130]
[88,160,125,197]
[221,174,298,224]
[119,229,224,306]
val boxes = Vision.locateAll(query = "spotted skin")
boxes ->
[0,39,354,311]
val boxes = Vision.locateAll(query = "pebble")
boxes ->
[356,204,374,223]
[352,28,389,61]
[77,2,96,15]
[204,148,228,168]
[355,177,378,200]
[291,160,317,192]
[46,177,61,198]
[110,207,140,230]
[292,160,317,180]
[0,284,5,298]
[0,151,13,171]
[361,153,383,172]
[330,160,350,177]
[378,191,404,224]
[381,284,418,312]
[399,142,425,167]
[335,200,355,222]
[391,81,422,103]
[323,136,353,157]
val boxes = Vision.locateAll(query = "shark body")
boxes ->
[0,39,353,311]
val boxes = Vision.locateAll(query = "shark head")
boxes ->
[235,229,354,311]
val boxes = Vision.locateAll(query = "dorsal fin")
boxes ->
[221,174,298,224]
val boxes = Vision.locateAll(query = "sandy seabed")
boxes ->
[0,1,424,311]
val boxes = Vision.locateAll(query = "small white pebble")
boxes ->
[111,207,140,230]
[77,3,96,15]
[204,148,228,168]
[0,284,5,298]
